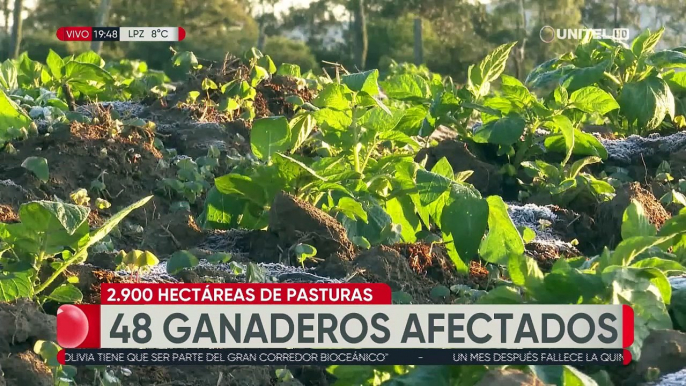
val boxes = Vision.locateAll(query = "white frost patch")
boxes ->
[669,276,686,291]
[76,101,146,118]
[648,368,686,386]
[507,203,559,242]
[600,131,686,164]
[117,260,341,284]
[0,179,30,195]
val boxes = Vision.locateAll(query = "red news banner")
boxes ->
[100,283,392,304]
[57,283,633,367]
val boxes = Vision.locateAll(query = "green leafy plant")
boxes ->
[0,196,152,302]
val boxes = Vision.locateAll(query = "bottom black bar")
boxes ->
[63,348,626,366]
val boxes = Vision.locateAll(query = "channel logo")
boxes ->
[56,304,101,348]
[540,26,630,43]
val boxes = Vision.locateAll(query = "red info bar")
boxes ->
[56,27,93,41]
[100,283,392,304]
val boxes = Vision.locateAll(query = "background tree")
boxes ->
[91,0,111,54]
[9,0,22,58]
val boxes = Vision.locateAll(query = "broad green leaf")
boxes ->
[473,114,526,146]
[441,195,489,265]
[621,200,656,240]
[215,174,268,207]
[276,63,301,78]
[544,115,575,165]
[570,86,620,115]
[631,27,664,57]
[479,196,524,265]
[0,89,31,142]
[0,270,32,301]
[19,201,89,235]
[85,195,152,249]
[500,74,533,106]
[198,187,245,229]
[21,156,49,182]
[431,157,454,180]
[631,257,686,275]
[608,235,675,267]
[569,156,601,178]
[171,51,199,69]
[560,61,608,92]
[541,269,606,304]
[207,252,232,264]
[46,49,64,80]
[415,169,452,206]
[64,61,113,84]
[647,50,686,69]
[0,59,18,90]
[311,108,352,131]
[563,366,599,386]
[342,70,380,96]
[294,244,317,262]
[336,197,368,223]
[167,250,199,274]
[508,253,544,291]
[47,284,83,303]
[359,106,404,133]
[468,42,517,97]
[74,51,104,66]
[251,116,291,161]
[544,128,608,159]
[250,66,269,87]
[476,285,523,304]
[34,340,62,367]
[380,74,430,100]
[312,83,349,110]
[619,76,675,132]
[385,196,420,243]
[257,56,277,74]
[604,265,672,305]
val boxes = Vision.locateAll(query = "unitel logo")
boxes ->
[57,305,90,348]
[540,26,630,43]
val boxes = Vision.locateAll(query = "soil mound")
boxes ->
[268,191,356,263]
[416,139,502,196]
[597,182,670,249]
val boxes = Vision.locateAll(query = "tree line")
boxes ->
[0,0,684,81]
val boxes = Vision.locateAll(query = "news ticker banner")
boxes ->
[56,283,635,366]
[56,27,186,42]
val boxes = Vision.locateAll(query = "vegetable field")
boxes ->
[1,27,686,386]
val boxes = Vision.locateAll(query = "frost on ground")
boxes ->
[648,369,686,386]
[76,101,146,119]
[669,276,686,291]
[600,131,686,164]
[507,203,559,242]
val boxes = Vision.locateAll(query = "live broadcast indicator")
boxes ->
[56,27,186,42]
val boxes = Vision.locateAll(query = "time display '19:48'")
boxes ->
[92,27,119,41]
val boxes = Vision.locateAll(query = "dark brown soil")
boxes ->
[352,245,438,303]
[389,242,457,284]
[0,205,17,223]
[415,139,503,196]
[525,241,582,272]
[0,351,54,386]
[597,182,670,249]
[139,211,206,256]
[0,112,166,227]
[268,192,356,264]
[636,329,686,376]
